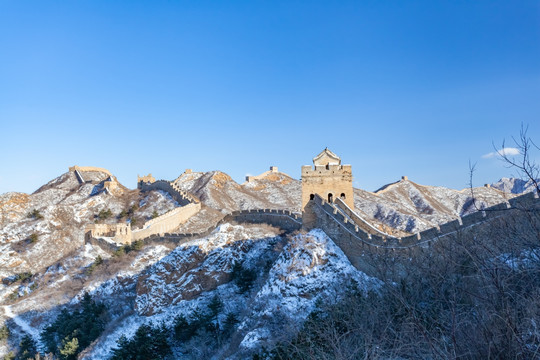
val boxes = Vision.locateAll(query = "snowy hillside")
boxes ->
[354,178,515,233]
[0,168,530,359]
[172,170,301,213]
[0,222,378,359]
[0,170,178,277]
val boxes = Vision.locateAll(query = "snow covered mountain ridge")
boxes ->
[0,165,534,359]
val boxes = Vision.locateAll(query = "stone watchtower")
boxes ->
[301,148,354,228]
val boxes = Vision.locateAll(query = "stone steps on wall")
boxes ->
[333,197,392,237]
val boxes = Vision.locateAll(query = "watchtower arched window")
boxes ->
[340,193,346,199]
[328,193,333,202]
[310,194,315,200]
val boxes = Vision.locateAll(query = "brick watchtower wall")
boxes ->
[302,149,354,229]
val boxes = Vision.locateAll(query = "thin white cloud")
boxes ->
[482,147,520,159]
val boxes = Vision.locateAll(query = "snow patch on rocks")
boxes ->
[85,226,380,358]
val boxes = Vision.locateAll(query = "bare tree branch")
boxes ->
[497,124,540,195]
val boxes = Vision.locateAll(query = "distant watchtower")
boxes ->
[301,148,354,228]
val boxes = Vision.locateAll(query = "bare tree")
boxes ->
[469,124,540,213]
[497,123,540,195]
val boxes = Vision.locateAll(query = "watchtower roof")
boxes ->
[313,148,341,166]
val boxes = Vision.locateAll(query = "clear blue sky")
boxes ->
[1,1,539,193]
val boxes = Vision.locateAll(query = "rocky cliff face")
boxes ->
[85,225,379,359]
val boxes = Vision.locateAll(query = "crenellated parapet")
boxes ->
[334,197,394,237]
[245,166,285,183]
[131,203,201,241]
[88,207,302,252]
[139,180,199,205]
[85,202,201,245]
[85,223,132,244]
[137,174,156,187]
[309,190,540,253]
[86,178,201,245]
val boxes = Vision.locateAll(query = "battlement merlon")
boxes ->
[302,164,352,176]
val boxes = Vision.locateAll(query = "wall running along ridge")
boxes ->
[245,166,282,183]
[85,178,201,245]
[139,180,199,205]
[88,208,302,251]
[85,223,132,244]
[87,180,538,276]
[69,165,113,177]
[131,203,201,241]
[81,159,539,277]
[137,173,156,185]
[305,191,540,272]
[69,166,119,193]
[334,197,391,237]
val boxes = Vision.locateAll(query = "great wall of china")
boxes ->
[69,166,121,195]
[86,208,302,252]
[80,151,540,273]
[84,173,202,245]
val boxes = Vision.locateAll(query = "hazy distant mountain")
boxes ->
[491,177,539,194]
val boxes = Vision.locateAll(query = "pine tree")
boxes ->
[149,324,171,358]
[130,240,143,251]
[173,314,193,342]
[18,334,37,360]
[110,335,131,359]
[222,312,238,337]
[111,324,171,360]
[58,337,78,360]
[40,293,107,358]
[97,209,112,220]
[0,325,9,341]
[231,261,242,280]
[208,295,223,321]
[28,234,38,243]
[206,295,223,332]
[27,209,43,220]
[231,261,257,293]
